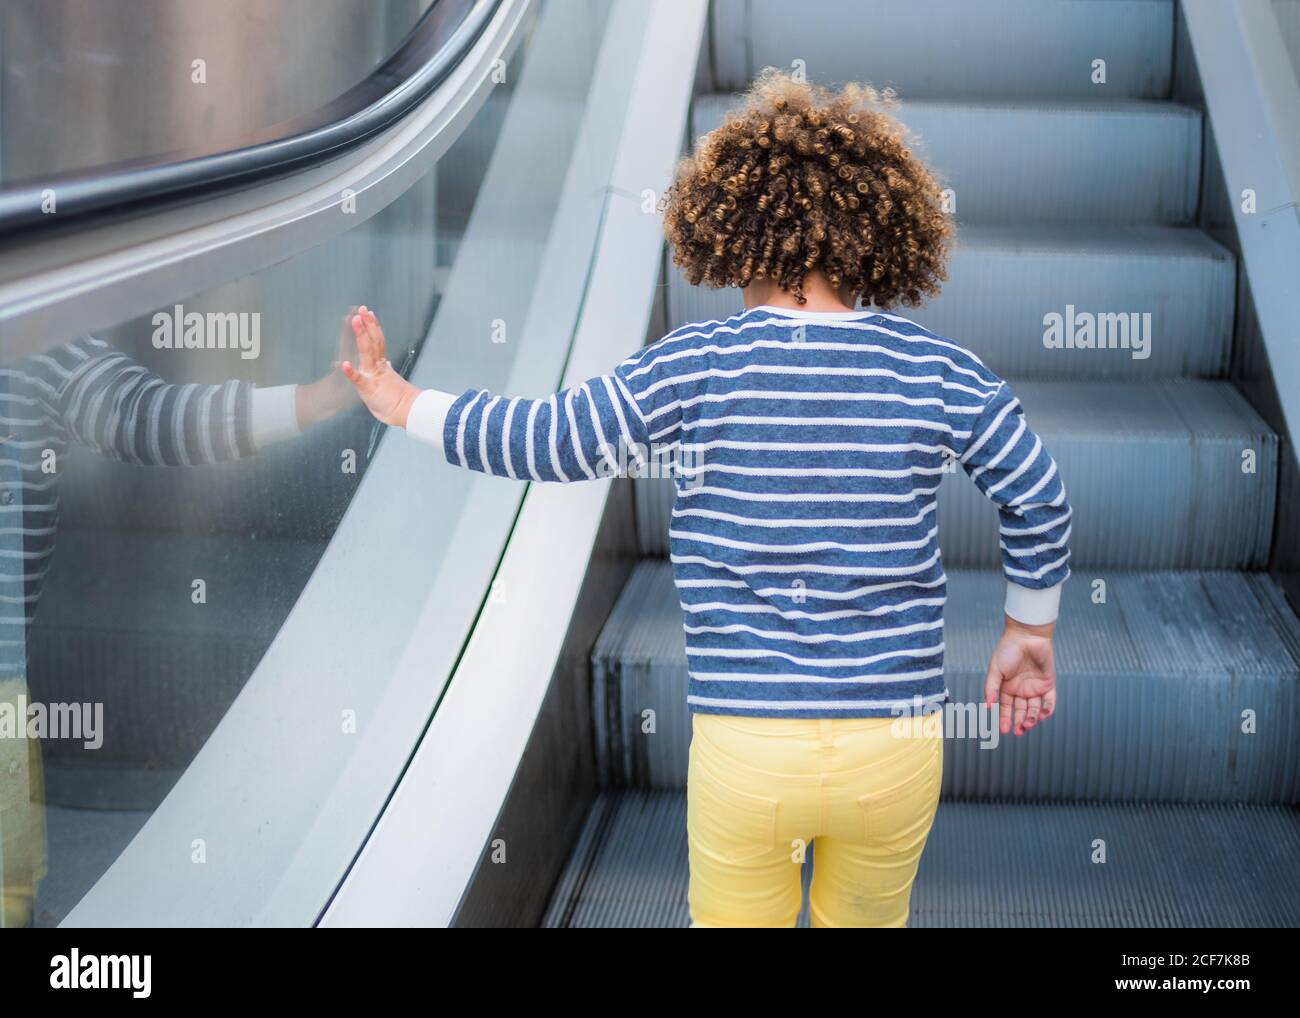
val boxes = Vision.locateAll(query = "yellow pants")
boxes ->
[1,676,48,929]
[687,710,943,928]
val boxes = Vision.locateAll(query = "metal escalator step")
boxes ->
[591,561,688,789]
[591,561,1300,800]
[634,380,1277,570]
[939,380,1277,570]
[940,570,1300,803]
[544,790,1300,927]
[710,0,1174,100]
[666,225,1235,381]
[541,790,688,929]
[691,94,1201,224]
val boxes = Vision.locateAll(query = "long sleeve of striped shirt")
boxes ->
[957,377,1072,618]
[41,335,300,465]
[407,364,654,482]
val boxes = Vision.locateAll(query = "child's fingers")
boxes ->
[1023,695,1042,730]
[351,312,379,373]
[982,661,1001,709]
[1041,687,1057,720]
[1012,695,1028,736]
[999,689,1014,735]
[361,306,387,360]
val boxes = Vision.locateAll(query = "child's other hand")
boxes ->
[340,306,422,428]
[984,616,1057,737]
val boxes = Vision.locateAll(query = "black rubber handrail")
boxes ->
[0,0,501,237]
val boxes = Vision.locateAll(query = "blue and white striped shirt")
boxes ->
[415,305,1071,718]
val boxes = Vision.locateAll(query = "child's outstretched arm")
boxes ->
[341,307,656,482]
[44,323,357,466]
[958,378,1072,738]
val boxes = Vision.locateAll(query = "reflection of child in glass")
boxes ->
[0,318,358,928]
[345,73,1071,927]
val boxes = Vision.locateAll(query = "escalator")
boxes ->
[538,0,1300,927]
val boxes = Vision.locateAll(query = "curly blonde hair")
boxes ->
[662,70,952,309]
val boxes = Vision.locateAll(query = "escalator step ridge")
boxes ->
[667,224,1236,382]
[712,0,1176,101]
[544,791,1300,928]
[693,93,1202,225]
[591,562,1300,800]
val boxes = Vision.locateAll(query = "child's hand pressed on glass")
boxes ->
[341,306,422,428]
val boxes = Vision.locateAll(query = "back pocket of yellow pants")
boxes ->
[856,743,942,855]
[687,755,779,865]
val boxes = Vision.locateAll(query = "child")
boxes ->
[342,71,1070,928]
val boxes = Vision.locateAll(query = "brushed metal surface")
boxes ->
[545,790,1300,927]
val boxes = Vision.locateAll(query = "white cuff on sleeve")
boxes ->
[405,388,458,449]
[1004,579,1063,626]
[250,384,301,449]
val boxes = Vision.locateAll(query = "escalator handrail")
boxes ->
[0,0,501,236]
